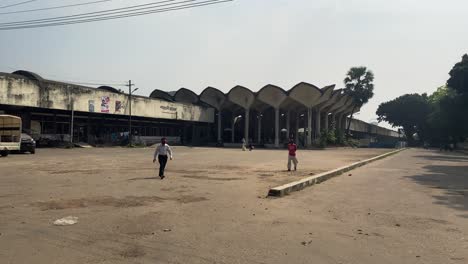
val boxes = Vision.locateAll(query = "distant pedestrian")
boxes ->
[287,139,298,171]
[242,138,247,151]
[248,138,254,151]
[153,138,173,179]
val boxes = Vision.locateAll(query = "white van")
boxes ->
[0,115,21,157]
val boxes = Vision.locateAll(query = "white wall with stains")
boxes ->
[0,74,214,123]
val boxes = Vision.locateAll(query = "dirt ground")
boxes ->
[0,147,467,263]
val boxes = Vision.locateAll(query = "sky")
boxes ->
[1,0,467,128]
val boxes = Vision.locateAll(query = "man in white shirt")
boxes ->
[153,138,173,179]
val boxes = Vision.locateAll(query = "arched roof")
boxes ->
[288,82,323,108]
[328,94,351,112]
[199,87,226,110]
[251,98,271,113]
[98,86,120,94]
[256,84,288,109]
[149,89,174,102]
[173,88,199,104]
[318,88,343,111]
[316,84,335,105]
[227,85,255,109]
[336,99,356,115]
[12,70,43,82]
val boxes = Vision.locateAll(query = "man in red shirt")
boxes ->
[287,139,298,171]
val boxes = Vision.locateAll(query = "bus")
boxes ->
[0,115,21,157]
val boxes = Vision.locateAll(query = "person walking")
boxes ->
[287,139,298,171]
[248,138,254,151]
[153,138,173,179]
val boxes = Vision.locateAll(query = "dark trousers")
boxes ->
[158,155,168,176]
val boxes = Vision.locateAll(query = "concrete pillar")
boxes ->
[257,114,262,144]
[307,107,312,147]
[342,114,348,133]
[20,112,31,131]
[244,108,250,143]
[87,117,92,144]
[323,112,329,132]
[286,110,291,140]
[315,109,321,141]
[231,115,235,143]
[274,108,280,148]
[295,114,300,145]
[217,110,222,142]
[53,114,58,134]
[337,114,343,132]
[331,113,336,130]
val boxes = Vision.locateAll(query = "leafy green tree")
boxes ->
[376,94,431,146]
[343,67,375,137]
[426,86,467,146]
[447,54,468,96]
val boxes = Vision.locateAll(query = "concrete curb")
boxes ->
[268,148,408,197]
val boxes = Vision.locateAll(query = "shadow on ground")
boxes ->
[414,154,468,162]
[406,161,468,218]
[128,177,160,181]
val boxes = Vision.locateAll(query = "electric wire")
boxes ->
[0,0,38,9]
[0,0,232,30]
[0,0,112,15]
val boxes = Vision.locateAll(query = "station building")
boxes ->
[0,70,399,147]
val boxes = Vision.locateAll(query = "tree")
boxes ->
[426,86,467,146]
[447,54,468,96]
[376,94,431,146]
[343,67,375,137]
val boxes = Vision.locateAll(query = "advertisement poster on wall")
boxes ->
[88,100,95,112]
[115,100,122,113]
[101,96,110,113]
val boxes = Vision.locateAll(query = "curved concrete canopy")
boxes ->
[318,89,343,110]
[199,87,226,110]
[251,99,271,113]
[149,89,174,101]
[227,85,255,109]
[173,88,199,104]
[279,96,306,112]
[335,100,354,115]
[256,84,288,109]
[315,84,335,106]
[221,100,244,113]
[98,86,120,94]
[339,103,359,116]
[327,94,350,112]
[12,70,43,82]
[288,82,323,108]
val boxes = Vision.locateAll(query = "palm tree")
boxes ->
[343,67,375,137]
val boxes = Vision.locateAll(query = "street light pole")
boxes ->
[71,98,74,144]
[68,85,74,144]
[127,80,134,145]
[126,80,138,145]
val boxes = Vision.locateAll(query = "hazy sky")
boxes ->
[1,0,467,127]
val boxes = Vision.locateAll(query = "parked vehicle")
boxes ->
[0,115,21,157]
[20,133,36,154]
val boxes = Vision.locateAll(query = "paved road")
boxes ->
[0,148,467,263]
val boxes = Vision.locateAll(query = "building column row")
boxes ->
[220,108,343,147]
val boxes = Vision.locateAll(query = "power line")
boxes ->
[0,0,38,9]
[0,0,112,15]
[0,0,182,26]
[0,0,232,30]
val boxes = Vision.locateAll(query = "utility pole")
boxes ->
[70,98,74,144]
[125,80,139,145]
[126,80,135,145]
[68,85,74,144]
